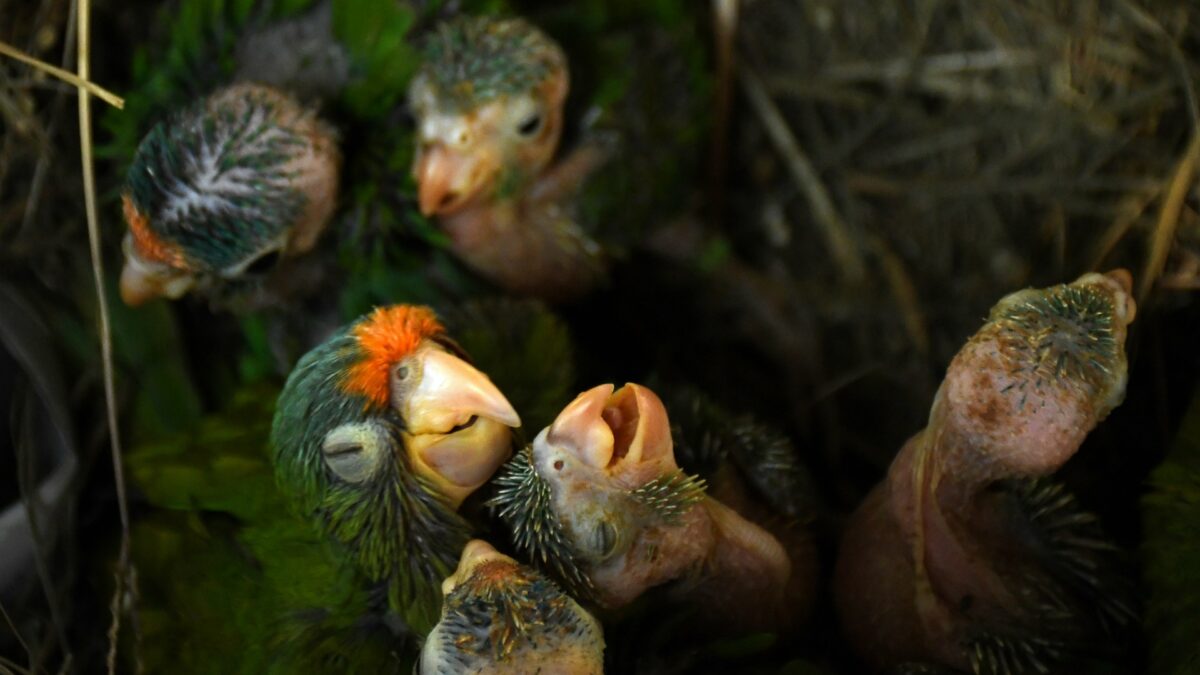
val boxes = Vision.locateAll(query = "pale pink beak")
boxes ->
[402,349,520,507]
[414,143,497,217]
[546,383,674,473]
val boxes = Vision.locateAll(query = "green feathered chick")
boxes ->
[118,83,341,306]
[271,304,521,635]
[124,299,577,672]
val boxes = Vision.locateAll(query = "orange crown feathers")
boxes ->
[342,305,447,407]
[122,193,189,268]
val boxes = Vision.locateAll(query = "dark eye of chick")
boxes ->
[517,113,542,137]
[395,364,410,380]
[242,249,281,276]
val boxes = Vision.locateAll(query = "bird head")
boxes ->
[409,16,568,217]
[420,539,604,675]
[490,383,708,607]
[934,269,1136,477]
[119,83,340,306]
[272,305,520,628]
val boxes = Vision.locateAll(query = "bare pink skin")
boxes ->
[535,383,809,633]
[410,62,607,302]
[834,270,1136,671]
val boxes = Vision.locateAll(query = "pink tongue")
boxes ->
[602,399,638,466]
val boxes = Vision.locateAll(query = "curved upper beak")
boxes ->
[414,142,498,217]
[403,349,521,434]
[546,383,674,474]
[402,349,520,506]
[119,262,162,307]
[119,259,194,306]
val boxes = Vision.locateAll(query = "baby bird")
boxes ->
[420,539,605,675]
[119,83,340,305]
[834,270,1139,674]
[271,304,521,634]
[490,383,801,634]
[409,16,607,302]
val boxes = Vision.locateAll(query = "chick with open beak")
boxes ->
[834,270,1139,673]
[119,83,340,306]
[490,383,795,633]
[271,305,521,633]
[409,16,607,302]
[420,540,605,675]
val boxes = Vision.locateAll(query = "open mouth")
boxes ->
[600,388,641,468]
[545,383,674,474]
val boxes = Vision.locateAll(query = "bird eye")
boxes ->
[243,249,281,276]
[517,113,542,137]
[322,422,386,483]
[395,364,410,381]
[590,520,619,560]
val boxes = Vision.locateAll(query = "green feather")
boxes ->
[417,15,562,111]
[126,387,405,674]
[125,90,307,272]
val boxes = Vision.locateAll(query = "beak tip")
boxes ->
[119,266,154,306]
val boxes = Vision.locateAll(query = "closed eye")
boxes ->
[322,442,362,458]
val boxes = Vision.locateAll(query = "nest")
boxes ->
[728,0,1200,492]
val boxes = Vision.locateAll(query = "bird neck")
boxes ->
[435,188,602,301]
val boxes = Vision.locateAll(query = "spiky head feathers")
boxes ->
[489,446,707,600]
[935,270,1136,478]
[122,83,338,278]
[342,305,446,408]
[416,16,565,112]
[422,541,604,674]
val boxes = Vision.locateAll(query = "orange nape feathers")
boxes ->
[122,193,189,268]
[342,306,447,407]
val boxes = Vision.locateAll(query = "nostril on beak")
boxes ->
[439,191,459,209]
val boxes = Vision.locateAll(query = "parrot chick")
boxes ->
[409,16,607,302]
[271,305,521,634]
[120,83,341,306]
[420,539,605,675]
[491,383,796,633]
[834,270,1139,673]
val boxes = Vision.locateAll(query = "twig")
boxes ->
[708,0,737,224]
[72,0,138,672]
[0,601,33,673]
[1139,133,1200,302]
[739,64,866,283]
[822,49,1040,82]
[0,39,123,109]
[1086,191,1157,271]
[1116,0,1199,128]
[868,236,929,357]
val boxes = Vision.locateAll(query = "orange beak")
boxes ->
[119,262,161,306]
[401,348,521,508]
[119,259,194,306]
[414,143,498,217]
